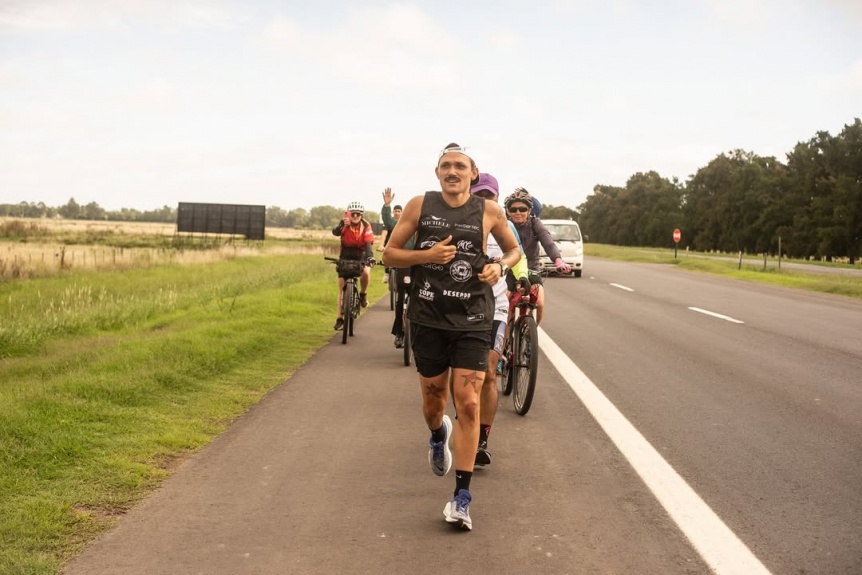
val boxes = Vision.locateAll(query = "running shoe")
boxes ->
[428,414,452,476]
[359,293,368,307]
[443,489,472,530]
[382,272,389,284]
[333,317,344,331]
[394,335,404,348]
[475,441,491,467]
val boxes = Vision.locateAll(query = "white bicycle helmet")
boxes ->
[347,201,365,213]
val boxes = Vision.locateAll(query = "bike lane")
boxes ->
[63,298,709,575]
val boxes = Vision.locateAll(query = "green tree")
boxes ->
[541,204,580,220]
[578,184,624,244]
[308,206,343,230]
[784,118,862,260]
[58,198,82,219]
[285,208,310,228]
[82,201,106,220]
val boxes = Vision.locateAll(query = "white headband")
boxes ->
[438,145,472,161]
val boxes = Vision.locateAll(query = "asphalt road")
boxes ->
[63,260,862,575]
[540,259,862,575]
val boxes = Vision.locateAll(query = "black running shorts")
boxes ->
[411,324,490,378]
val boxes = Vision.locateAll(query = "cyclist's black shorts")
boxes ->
[411,324,490,378]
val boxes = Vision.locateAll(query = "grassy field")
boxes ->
[0,220,387,575]
[0,217,337,279]
[1,219,859,574]
[585,243,862,299]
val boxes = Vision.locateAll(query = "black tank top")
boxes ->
[408,192,492,331]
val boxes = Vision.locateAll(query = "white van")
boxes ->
[537,219,585,278]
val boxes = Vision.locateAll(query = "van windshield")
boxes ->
[546,223,581,242]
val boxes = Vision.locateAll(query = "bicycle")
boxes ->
[325,256,362,344]
[499,287,539,415]
[388,267,397,311]
[401,275,412,366]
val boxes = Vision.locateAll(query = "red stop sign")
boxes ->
[673,229,681,243]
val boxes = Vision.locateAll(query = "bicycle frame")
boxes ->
[501,288,539,414]
[325,257,362,344]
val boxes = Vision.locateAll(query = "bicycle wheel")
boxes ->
[402,317,412,366]
[512,315,538,415]
[349,285,359,337]
[341,281,353,344]
[500,326,514,396]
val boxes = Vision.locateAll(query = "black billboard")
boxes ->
[177,202,266,240]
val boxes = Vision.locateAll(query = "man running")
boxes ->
[383,143,521,531]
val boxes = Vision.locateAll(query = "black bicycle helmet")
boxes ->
[504,187,534,212]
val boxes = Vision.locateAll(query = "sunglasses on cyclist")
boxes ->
[508,206,530,213]
[350,211,363,217]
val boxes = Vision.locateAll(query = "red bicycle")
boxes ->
[499,288,538,415]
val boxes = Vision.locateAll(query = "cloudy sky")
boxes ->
[1,0,860,213]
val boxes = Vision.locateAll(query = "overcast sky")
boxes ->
[1,0,860,214]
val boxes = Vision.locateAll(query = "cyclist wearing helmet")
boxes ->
[331,201,375,331]
[504,187,571,325]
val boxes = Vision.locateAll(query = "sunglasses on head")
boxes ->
[508,206,530,213]
[350,211,363,217]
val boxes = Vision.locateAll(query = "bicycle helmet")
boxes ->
[346,201,365,213]
[504,187,534,212]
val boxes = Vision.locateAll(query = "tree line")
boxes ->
[3,118,859,260]
[0,199,177,223]
[577,118,862,261]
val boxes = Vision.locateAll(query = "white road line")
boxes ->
[688,307,745,324]
[609,283,634,291]
[539,327,772,575]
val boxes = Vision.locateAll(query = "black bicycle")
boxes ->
[401,279,412,366]
[325,257,362,344]
[388,267,397,311]
[499,289,539,415]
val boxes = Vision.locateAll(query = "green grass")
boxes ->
[585,244,862,299]
[0,254,386,575]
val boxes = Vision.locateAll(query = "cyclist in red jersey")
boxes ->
[331,201,375,331]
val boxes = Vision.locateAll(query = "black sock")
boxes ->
[479,424,491,445]
[454,470,473,495]
[430,424,446,443]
